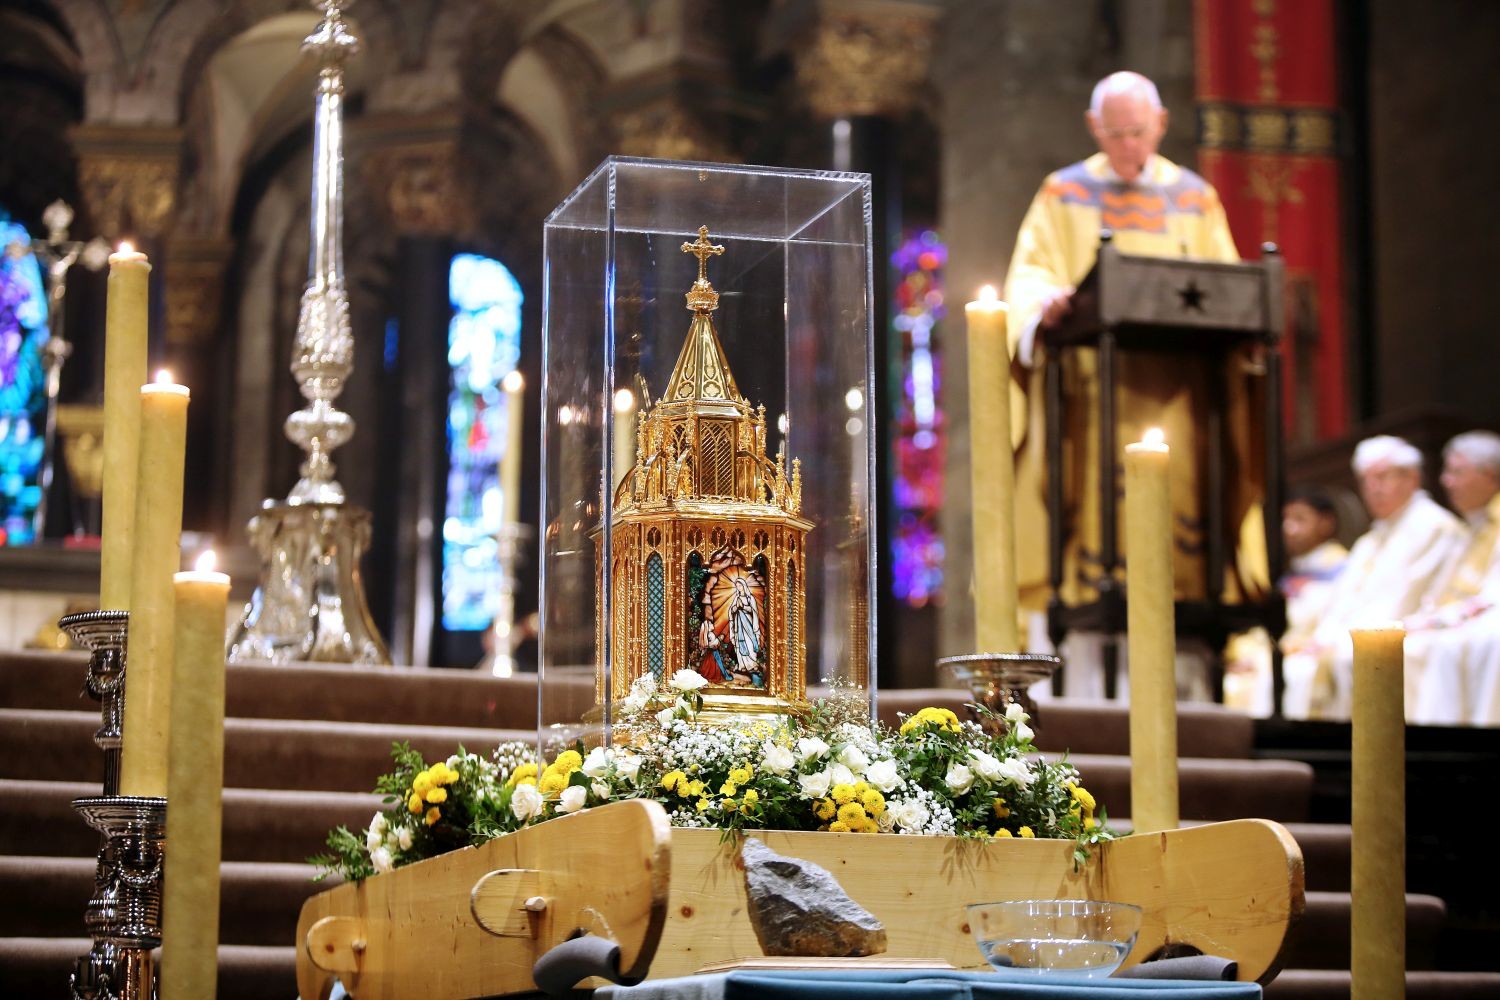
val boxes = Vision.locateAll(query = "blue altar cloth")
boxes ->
[595,969,1261,1000]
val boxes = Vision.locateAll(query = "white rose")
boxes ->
[396,826,413,851]
[996,757,1034,788]
[864,758,901,793]
[1012,720,1034,743]
[670,668,708,692]
[366,828,383,852]
[615,752,643,785]
[796,737,830,763]
[876,808,898,833]
[762,740,797,775]
[827,762,857,788]
[657,707,678,728]
[837,745,870,774]
[892,798,930,833]
[558,785,588,814]
[591,779,611,800]
[447,754,462,770]
[969,749,1004,782]
[631,674,657,696]
[944,762,975,795]
[370,812,388,835]
[798,769,832,799]
[1005,702,1027,724]
[510,783,544,821]
[370,846,394,873]
[582,746,612,778]
[621,692,648,714]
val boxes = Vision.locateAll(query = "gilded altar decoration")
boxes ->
[599,227,813,720]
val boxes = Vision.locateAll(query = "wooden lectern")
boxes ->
[1041,233,1287,709]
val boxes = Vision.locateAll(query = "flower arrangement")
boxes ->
[312,672,1114,882]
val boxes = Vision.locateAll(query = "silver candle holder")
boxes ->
[937,651,1062,738]
[484,522,533,677]
[58,610,168,1000]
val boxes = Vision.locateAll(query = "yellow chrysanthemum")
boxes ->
[742,789,759,807]
[685,779,706,798]
[720,782,738,797]
[438,764,460,785]
[1018,826,1035,839]
[995,828,1013,838]
[424,806,442,827]
[721,799,738,813]
[538,771,567,795]
[830,783,856,805]
[425,787,447,804]
[813,798,836,821]
[837,802,866,825]
[729,765,753,786]
[408,793,423,814]
[413,772,433,795]
[552,750,583,773]
[1069,785,1096,813]
[660,770,686,793]
[507,762,538,787]
[861,790,885,816]
[899,706,962,735]
[697,798,711,813]
[828,821,850,833]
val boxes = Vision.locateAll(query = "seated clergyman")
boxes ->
[1281,435,1463,720]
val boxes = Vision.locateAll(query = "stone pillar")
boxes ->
[162,236,234,533]
[772,0,940,689]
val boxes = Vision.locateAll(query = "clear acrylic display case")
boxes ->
[539,157,874,750]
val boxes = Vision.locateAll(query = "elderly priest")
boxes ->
[1281,435,1464,719]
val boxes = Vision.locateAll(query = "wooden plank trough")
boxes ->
[295,800,1304,999]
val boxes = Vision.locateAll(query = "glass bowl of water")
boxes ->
[967,899,1142,977]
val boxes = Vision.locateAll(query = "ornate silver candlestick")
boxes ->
[484,522,532,676]
[58,610,168,1000]
[228,0,389,665]
[938,651,1061,737]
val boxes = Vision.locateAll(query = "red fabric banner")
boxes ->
[1194,0,1349,441]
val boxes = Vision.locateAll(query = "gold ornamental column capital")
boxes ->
[348,112,473,236]
[70,124,184,240]
[771,0,942,120]
[162,237,235,347]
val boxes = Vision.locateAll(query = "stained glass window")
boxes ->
[890,230,946,606]
[442,253,524,631]
[0,209,48,546]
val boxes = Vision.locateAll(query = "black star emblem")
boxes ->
[1176,279,1207,313]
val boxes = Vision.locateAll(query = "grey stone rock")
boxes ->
[739,837,888,957]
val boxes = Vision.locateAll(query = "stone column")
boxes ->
[772,0,940,689]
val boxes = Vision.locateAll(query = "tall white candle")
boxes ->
[965,285,1020,652]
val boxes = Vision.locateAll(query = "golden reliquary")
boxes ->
[598,227,814,720]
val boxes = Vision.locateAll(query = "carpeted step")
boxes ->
[1054,754,1314,822]
[0,707,533,792]
[0,855,327,946]
[1280,891,1446,970]
[0,937,294,1000]
[0,650,580,729]
[1267,969,1500,998]
[0,779,381,864]
[879,688,1256,759]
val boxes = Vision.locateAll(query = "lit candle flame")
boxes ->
[977,284,999,303]
[195,550,217,573]
[613,387,635,412]
[155,369,173,385]
[502,370,524,393]
[1143,427,1166,448]
[118,240,135,255]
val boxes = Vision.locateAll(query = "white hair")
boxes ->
[1089,72,1163,115]
[1444,430,1500,477]
[1352,435,1423,474]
